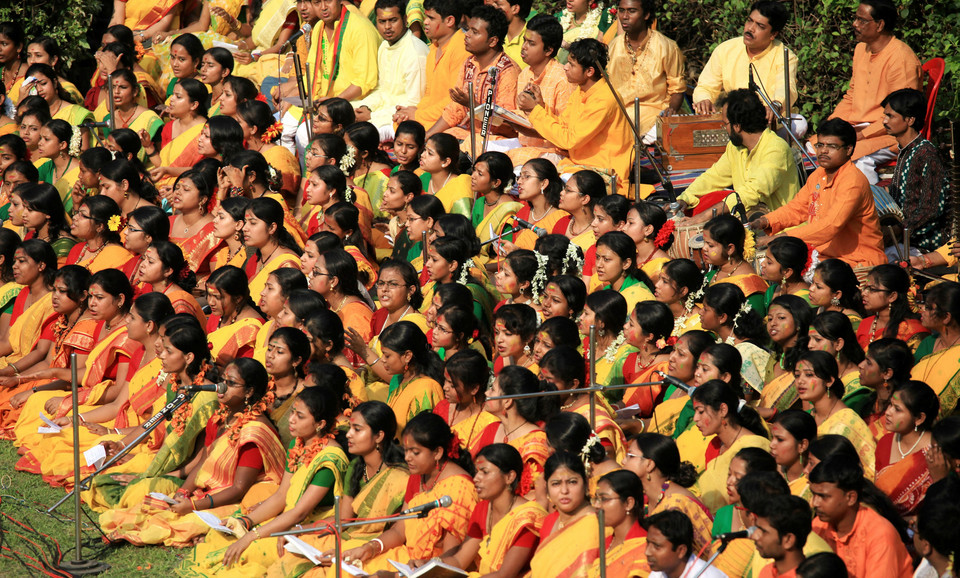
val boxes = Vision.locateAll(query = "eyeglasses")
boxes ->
[434,324,453,335]
[218,379,245,389]
[376,280,406,290]
[813,142,846,151]
[74,212,92,221]
[306,149,329,160]
[126,226,143,234]
[561,184,584,196]
[861,285,892,294]
[853,15,876,24]
[517,172,540,181]
[591,495,622,507]
[312,269,333,278]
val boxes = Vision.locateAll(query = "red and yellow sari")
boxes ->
[474,500,546,574]
[874,433,932,517]
[171,220,222,278]
[588,521,650,578]
[243,252,301,302]
[571,399,627,463]
[164,285,207,327]
[206,316,263,367]
[529,511,602,578]
[122,0,183,30]
[155,122,205,189]
[65,243,135,273]
[433,400,500,458]
[855,317,929,352]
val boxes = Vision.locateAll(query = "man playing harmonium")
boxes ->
[692,0,804,139]
[750,118,886,268]
[676,89,799,225]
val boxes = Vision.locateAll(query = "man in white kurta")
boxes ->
[355,0,429,139]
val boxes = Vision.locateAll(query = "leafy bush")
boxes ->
[534,0,958,131]
[0,0,103,68]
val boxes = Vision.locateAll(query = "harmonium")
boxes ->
[656,113,729,171]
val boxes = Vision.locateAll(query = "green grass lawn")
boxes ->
[0,442,185,577]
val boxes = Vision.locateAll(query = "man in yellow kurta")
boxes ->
[305,0,381,101]
[825,0,922,184]
[506,14,574,166]
[678,89,800,224]
[607,0,685,141]
[751,119,886,268]
[393,0,470,128]
[492,0,531,69]
[518,38,633,194]
[692,1,802,138]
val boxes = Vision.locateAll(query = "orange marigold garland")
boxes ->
[287,433,335,471]
[261,120,284,143]
[170,360,211,436]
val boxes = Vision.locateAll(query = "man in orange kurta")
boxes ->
[752,119,885,268]
[809,456,912,578]
[392,0,470,129]
[518,38,633,194]
[825,0,921,183]
[427,5,520,143]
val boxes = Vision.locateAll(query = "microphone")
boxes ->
[748,64,757,93]
[79,121,110,129]
[283,24,312,50]
[512,216,547,238]
[182,382,228,394]
[401,495,452,517]
[715,526,757,541]
[656,371,694,396]
[488,67,499,86]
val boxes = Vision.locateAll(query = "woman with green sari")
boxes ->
[912,281,960,418]
[809,311,871,416]
[16,183,76,263]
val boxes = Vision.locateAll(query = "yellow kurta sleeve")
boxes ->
[308,6,381,100]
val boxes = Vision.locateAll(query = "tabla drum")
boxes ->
[669,222,706,269]
[872,185,903,227]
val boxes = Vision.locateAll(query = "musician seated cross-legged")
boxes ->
[516,38,634,195]
[676,89,800,225]
[691,0,806,139]
[750,119,886,268]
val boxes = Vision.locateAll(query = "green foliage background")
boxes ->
[0,0,104,68]
[537,0,959,132]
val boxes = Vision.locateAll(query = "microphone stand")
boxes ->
[468,81,477,162]
[594,59,675,201]
[747,63,816,181]
[597,506,607,578]
[689,540,729,578]
[292,52,313,142]
[479,226,517,247]
[106,74,117,134]
[479,70,498,155]
[56,353,111,575]
[48,389,197,512]
[302,33,315,142]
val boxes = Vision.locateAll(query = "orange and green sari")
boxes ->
[707,270,769,317]
[529,511,602,578]
[388,375,443,430]
[433,173,473,218]
[99,418,286,547]
[760,365,799,413]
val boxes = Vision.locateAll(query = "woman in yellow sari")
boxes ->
[242,196,302,299]
[144,79,208,191]
[624,433,715,559]
[589,470,652,578]
[642,331,712,438]
[691,380,770,513]
[760,295,814,415]
[10,269,139,444]
[23,63,93,147]
[528,451,602,578]
[169,169,222,279]
[760,236,812,310]
[430,443,545,576]
[210,197,250,272]
[809,311,871,415]
[702,215,768,316]
[769,410,817,503]
[8,38,83,104]
[625,202,673,284]
[654,259,705,339]
[239,99,300,197]
[181,387,349,576]
[502,159,567,252]
[912,281,960,418]
[336,412,478,573]
[471,152,522,270]
[137,242,207,325]
[253,267,308,364]
[102,68,163,159]
[0,230,22,337]
[65,196,135,272]
[433,350,500,457]
[111,0,182,40]
[582,290,638,392]
[807,258,865,330]
[16,292,175,483]
[81,317,221,512]
[100,358,286,547]
[796,350,876,478]
[204,265,264,367]
[377,320,444,429]
[421,133,472,218]
[0,240,56,372]
[35,120,83,209]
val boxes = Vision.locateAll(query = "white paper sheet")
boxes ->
[37,412,62,434]
[193,510,236,535]
[83,444,107,468]
[147,492,178,505]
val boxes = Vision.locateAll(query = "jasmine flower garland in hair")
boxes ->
[602,331,626,363]
[457,258,475,285]
[531,251,549,303]
[340,145,357,174]
[563,242,583,275]
[728,302,752,344]
[68,126,82,157]
[579,432,601,474]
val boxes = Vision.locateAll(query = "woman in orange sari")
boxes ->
[589,470,651,578]
[0,265,88,421]
[856,264,929,352]
[238,99,299,197]
[98,159,159,230]
[434,349,500,457]
[120,205,170,286]
[65,196,135,273]
[242,196,302,300]
[8,269,139,442]
[137,241,206,325]
[0,240,56,372]
[99,358,286,547]
[143,78,208,192]
[169,169,222,280]
[875,381,939,518]
[335,412,478,573]
[324,202,378,291]
[204,266,264,367]
[16,292,175,483]
[502,159,567,252]
[302,308,368,405]
[309,248,373,363]
[431,443,545,576]
[621,301,673,416]
[252,268,307,364]
[528,451,602,578]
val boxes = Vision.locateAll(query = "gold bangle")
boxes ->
[253,525,263,539]
[9,363,19,375]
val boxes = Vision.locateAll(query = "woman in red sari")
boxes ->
[856,264,929,352]
[875,380,940,518]
[434,349,500,457]
[136,241,206,326]
[169,169,221,281]
[143,78,208,192]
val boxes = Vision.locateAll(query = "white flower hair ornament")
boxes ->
[732,302,752,333]
[340,145,357,173]
[579,432,602,472]
[457,258,475,285]
[563,242,583,275]
[802,249,820,285]
[531,251,549,303]
[68,126,82,157]
[602,331,626,362]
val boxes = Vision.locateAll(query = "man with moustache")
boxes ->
[692,1,803,138]
[751,119,886,268]
[750,494,812,578]
[823,0,922,184]
[676,88,799,224]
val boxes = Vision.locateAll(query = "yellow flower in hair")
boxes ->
[108,215,122,232]
[742,228,756,261]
